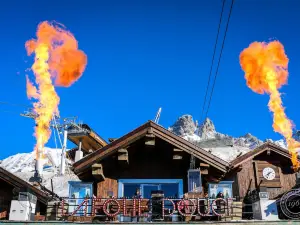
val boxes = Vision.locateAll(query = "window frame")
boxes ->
[118,179,183,198]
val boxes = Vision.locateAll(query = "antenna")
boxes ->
[154,107,162,124]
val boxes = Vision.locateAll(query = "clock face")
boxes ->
[262,167,276,180]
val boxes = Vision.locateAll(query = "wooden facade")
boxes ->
[72,121,300,219]
[229,142,299,200]
[73,121,229,198]
[97,178,118,198]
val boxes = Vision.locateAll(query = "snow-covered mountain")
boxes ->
[0,147,79,197]
[168,115,288,162]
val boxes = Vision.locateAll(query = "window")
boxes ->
[123,184,140,198]
[118,179,183,198]
[208,181,234,199]
[188,169,202,193]
[161,183,180,198]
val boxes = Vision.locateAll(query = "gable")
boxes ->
[230,142,297,169]
[73,121,229,175]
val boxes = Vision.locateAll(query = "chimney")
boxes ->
[75,141,83,162]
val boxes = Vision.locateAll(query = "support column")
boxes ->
[75,141,83,162]
[60,129,67,175]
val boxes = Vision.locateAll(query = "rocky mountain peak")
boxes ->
[199,118,216,134]
[243,133,253,139]
[168,114,196,136]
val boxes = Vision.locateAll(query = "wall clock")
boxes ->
[262,167,276,180]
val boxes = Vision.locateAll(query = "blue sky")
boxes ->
[1,0,300,159]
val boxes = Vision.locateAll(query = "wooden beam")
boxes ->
[118,148,129,166]
[92,163,105,181]
[267,150,271,155]
[200,168,208,175]
[173,148,183,160]
[173,148,183,152]
[151,128,229,172]
[173,155,183,160]
[147,127,154,134]
[200,163,210,168]
[145,134,155,146]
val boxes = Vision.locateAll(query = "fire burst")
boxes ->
[240,41,300,170]
[25,21,87,161]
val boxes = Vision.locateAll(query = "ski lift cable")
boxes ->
[204,0,235,119]
[200,0,227,123]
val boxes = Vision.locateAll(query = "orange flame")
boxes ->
[25,21,87,159]
[240,41,300,170]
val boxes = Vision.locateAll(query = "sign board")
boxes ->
[259,192,269,200]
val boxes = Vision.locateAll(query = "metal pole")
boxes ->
[60,128,67,175]
[79,141,82,152]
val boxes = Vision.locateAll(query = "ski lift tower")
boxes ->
[20,109,79,179]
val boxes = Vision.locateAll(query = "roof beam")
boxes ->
[92,163,105,181]
[118,148,129,167]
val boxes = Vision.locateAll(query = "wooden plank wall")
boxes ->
[97,178,118,198]
[234,160,256,198]
[233,158,297,199]
[268,172,296,199]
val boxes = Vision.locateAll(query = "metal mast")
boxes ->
[154,107,162,124]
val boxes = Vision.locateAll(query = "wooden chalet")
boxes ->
[73,121,230,199]
[72,121,300,220]
[0,167,56,220]
[228,141,300,200]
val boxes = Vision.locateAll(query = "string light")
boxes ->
[162,198,175,217]
[177,199,196,217]
[197,199,210,217]
[103,198,121,217]
[211,198,226,217]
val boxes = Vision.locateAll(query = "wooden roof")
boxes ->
[67,123,108,153]
[0,167,52,205]
[230,141,297,169]
[73,121,230,175]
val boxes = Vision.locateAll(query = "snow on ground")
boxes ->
[202,146,251,162]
